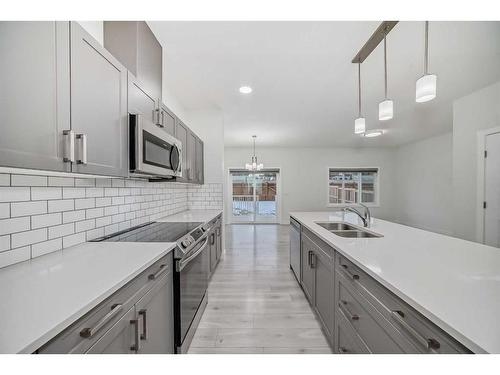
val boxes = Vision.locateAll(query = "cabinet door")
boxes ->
[136,272,174,354]
[300,236,315,303]
[160,105,176,137]
[216,222,222,261]
[0,21,71,172]
[209,231,217,274]
[195,137,204,184]
[175,120,188,181]
[128,72,157,122]
[187,131,197,182]
[85,306,136,354]
[70,22,128,177]
[313,248,334,340]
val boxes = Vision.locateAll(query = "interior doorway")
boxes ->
[229,169,280,223]
[483,131,500,247]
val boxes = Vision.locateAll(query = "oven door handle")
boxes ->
[177,236,209,272]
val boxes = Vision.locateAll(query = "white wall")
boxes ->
[224,147,398,224]
[394,133,454,235]
[452,81,500,241]
[78,21,103,45]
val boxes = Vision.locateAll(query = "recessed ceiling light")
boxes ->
[363,130,384,138]
[239,86,253,94]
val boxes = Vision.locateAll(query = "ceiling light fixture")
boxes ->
[416,21,437,103]
[363,130,384,138]
[379,31,394,121]
[245,135,264,171]
[239,86,253,94]
[354,62,366,134]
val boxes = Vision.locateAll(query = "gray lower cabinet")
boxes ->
[215,218,222,260]
[38,254,174,354]
[300,235,315,303]
[208,215,223,278]
[0,21,71,172]
[69,22,128,177]
[209,229,217,275]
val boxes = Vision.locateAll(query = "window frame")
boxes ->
[326,167,380,208]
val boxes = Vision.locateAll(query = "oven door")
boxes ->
[176,236,209,348]
[131,114,182,177]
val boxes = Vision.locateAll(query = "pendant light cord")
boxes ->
[358,62,362,117]
[424,21,429,74]
[384,34,388,99]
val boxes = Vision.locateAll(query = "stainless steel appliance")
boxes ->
[91,220,213,353]
[129,113,182,178]
[289,217,301,282]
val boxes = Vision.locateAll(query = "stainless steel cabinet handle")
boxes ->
[310,252,316,268]
[390,310,440,351]
[80,303,123,338]
[307,251,311,266]
[341,264,360,280]
[339,300,359,321]
[76,133,87,165]
[130,318,140,352]
[148,264,167,280]
[63,130,75,163]
[211,233,215,245]
[138,309,147,340]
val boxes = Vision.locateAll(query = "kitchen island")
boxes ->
[290,211,500,354]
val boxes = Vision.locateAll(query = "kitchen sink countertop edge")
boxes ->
[0,241,177,354]
[289,211,500,354]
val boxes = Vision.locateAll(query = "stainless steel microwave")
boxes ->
[129,114,182,178]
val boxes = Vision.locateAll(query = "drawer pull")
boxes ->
[79,303,123,338]
[341,264,360,280]
[139,309,148,340]
[391,310,440,351]
[339,300,359,321]
[148,264,167,280]
[130,318,140,352]
[338,347,348,354]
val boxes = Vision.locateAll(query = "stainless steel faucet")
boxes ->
[343,203,371,227]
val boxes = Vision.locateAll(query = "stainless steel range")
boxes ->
[91,220,213,353]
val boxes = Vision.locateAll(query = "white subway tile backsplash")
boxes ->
[31,238,62,258]
[0,217,31,236]
[63,187,86,199]
[104,205,119,216]
[0,187,31,202]
[75,219,95,233]
[63,232,86,248]
[75,198,95,210]
[48,223,74,239]
[0,246,30,268]
[31,187,62,201]
[86,207,104,219]
[86,227,104,241]
[0,235,10,252]
[0,174,10,186]
[48,176,74,187]
[75,178,95,187]
[95,197,112,207]
[95,178,112,187]
[0,203,9,219]
[48,199,74,213]
[11,174,47,186]
[62,210,86,223]
[11,201,47,217]
[11,228,47,248]
[32,213,62,229]
[86,187,104,198]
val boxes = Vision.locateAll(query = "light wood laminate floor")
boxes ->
[188,224,332,354]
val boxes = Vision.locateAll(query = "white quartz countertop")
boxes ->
[290,211,500,354]
[0,241,176,354]
[157,209,222,223]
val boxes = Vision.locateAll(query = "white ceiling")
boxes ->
[148,21,500,147]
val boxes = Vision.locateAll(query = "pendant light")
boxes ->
[416,21,437,103]
[354,62,366,134]
[379,32,393,121]
[245,135,264,171]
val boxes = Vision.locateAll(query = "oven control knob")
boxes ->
[181,240,190,248]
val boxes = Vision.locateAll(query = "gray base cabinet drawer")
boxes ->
[336,309,370,354]
[38,254,173,354]
[336,254,471,354]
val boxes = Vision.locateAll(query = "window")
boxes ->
[328,168,378,206]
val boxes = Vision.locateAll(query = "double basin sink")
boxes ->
[315,222,383,238]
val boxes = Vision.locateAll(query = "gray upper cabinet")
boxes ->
[104,21,162,101]
[160,104,176,137]
[187,131,197,183]
[195,136,204,185]
[69,22,128,177]
[128,72,157,122]
[175,119,189,181]
[0,21,71,172]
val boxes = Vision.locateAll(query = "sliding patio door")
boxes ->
[230,170,279,223]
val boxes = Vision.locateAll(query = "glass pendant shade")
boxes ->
[416,74,437,103]
[354,117,366,134]
[378,99,394,121]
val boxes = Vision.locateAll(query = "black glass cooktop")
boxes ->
[91,221,202,243]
